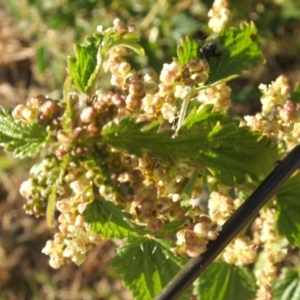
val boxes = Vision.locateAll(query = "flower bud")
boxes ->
[194,223,210,237]
[12,104,26,119]
[187,59,203,73]
[80,107,97,123]
[40,99,58,118]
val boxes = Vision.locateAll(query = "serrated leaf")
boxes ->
[103,105,278,184]
[205,22,265,86]
[177,36,200,66]
[110,237,189,300]
[195,126,278,184]
[273,268,300,300]
[102,106,232,160]
[275,174,300,246]
[0,108,48,158]
[68,41,100,93]
[194,261,257,300]
[84,198,140,238]
[67,30,144,94]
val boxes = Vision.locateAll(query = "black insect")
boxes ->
[199,42,222,61]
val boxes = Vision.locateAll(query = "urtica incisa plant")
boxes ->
[2,10,300,300]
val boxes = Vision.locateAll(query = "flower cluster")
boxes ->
[197,82,232,111]
[260,75,291,114]
[12,94,60,125]
[208,0,231,33]
[222,236,257,266]
[243,75,300,150]
[41,179,101,268]
[253,208,288,300]
[20,156,67,216]
[105,39,210,128]
[208,191,237,226]
[174,212,219,257]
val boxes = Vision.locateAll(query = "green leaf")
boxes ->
[84,198,139,239]
[275,174,300,246]
[273,268,300,300]
[68,40,100,93]
[205,22,265,86]
[194,261,257,300]
[194,125,278,184]
[155,219,188,237]
[103,105,278,184]
[110,237,189,300]
[0,108,48,158]
[98,30,144,57]
[177,36,199,66]
[67,29,144,94]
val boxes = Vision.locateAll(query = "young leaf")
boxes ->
[102,105,278,184]
[110,237,189,300]
[67,30,144,94]
[273,268,300,300]
[177,36,200,66]
[204,22,265,86]
[275,174,300,246]
[67,39,100,94]
[0,108,48,158]
[194,261,257,300]
[100,30,144,56]
[84,198,140,239]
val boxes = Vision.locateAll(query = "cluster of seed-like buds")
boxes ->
[252,208,288,299]
[122,156,196,231]
[105,60,159,115]
[41,179,101,268]
[243,75,300,146]
[197,82,232,111]
[208,0,231,33]
[20,156,73,216]
[101,19,159,114]
[222,236,257,265]
[100,19,212,128]
[56,91,131,160]
[174,213,219,257]
[157,59,209,124]
[12,94,61,125]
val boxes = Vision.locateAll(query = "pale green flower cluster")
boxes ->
[208,0,231,33]
[253,208,288,300]
[244,74,300,150]
[41,180,101,268]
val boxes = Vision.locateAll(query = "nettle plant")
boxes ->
[1,19,300,300]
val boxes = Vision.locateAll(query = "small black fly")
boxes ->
[199,42,222,61]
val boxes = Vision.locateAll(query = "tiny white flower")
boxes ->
[19,179,33,198]
[161,103,177,123]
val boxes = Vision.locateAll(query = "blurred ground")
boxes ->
[0,5,131,300]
